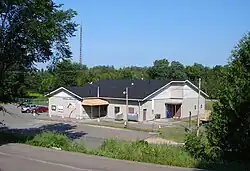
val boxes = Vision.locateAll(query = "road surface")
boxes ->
[0,143,202,171]
[0,104,152,149]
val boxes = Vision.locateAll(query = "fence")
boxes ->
[16,98,49,106]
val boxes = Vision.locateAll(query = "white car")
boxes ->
[21,104,37,113]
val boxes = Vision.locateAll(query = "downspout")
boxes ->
[138,100,141,122]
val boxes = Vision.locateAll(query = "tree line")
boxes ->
[1,0,250,166]
[18,59,227,99]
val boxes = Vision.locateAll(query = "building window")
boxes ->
[114,107,120,114]
[194,105,197,110]
[201,104,203,109]
[128,107,134,113]
[51,105,56,111]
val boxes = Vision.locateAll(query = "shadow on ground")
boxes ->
[0,123,88,145]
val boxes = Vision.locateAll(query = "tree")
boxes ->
[168,61,187,80]
[147,59,170,79]
[0,0,77,100]
[206,32,250,161]
[53,60,78,88]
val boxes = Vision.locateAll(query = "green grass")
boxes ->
[91,139,199,168]
[159,126,187,143]
[24,132,200,168]
[87,121,152,132]
[182,119,198,125]
[1,131,249,170]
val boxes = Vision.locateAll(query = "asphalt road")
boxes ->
[0,143,203,171]
[1,104,152,149]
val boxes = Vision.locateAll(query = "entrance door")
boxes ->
[165,104,182,119]
[143,109,147,121]
[165,104,173,118]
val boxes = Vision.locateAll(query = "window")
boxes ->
[128,107,135,113]
[194,105,197,110]
[114,107,120,114]
[51,105,56,111]
[200,104,203,109]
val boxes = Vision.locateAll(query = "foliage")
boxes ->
[2,131,250,169]
[92,139,198,168]
[26,92,44,98]
[206,32,250,162]
[18,58,228,100]
[184,132,219,161]
[26,131,87,152]
[26,131,71,149]
[0,0,78,100]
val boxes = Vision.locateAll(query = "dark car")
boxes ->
[34,106,48,113]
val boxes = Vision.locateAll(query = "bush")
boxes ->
[26,132,87,152]
[93,139,198,168]
[184,131,221,162]
[26,132,71,149]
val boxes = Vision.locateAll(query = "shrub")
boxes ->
[26,132,71,149]
[184,131,221,162]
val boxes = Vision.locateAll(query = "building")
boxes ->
[46,80,208,122]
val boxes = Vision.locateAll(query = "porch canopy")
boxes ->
[165,99,182,104]
[82,98,109,106]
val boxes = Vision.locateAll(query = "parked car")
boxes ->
[34,106,48,113]
[21,104,37,113]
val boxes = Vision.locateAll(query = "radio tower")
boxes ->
[79,24,83,66]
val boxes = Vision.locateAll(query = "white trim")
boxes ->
[142,80,209,101]
[142,81,178,101]
[45,87,83,100]
[91,97,143,101]
[184,80,209,98]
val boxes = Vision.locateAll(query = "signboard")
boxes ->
[58,105,64,112]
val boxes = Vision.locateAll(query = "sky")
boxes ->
[48,0,250,68]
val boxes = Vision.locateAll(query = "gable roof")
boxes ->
[46,79,209,100]
[68,80,170,100]
[45,87,83,100]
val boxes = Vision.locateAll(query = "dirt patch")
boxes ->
[145,137,184,145]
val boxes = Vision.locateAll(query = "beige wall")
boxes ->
[182,84,206,118]
[106,99,140,120]
[140,100,152,121]
[145,83,206,119]
[49,91,82,119]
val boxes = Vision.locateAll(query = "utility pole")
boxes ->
[197,78,201,136]
[124,87,128,127]
[79,23,83,66]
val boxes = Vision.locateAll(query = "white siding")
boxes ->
[48,90,82,119]
[182,85,205,118]
[53,91,73,98]
[145,83,206,119]
[106,99,140,120]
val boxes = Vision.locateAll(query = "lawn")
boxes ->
[87,120,153,132]
[159,126,187,143]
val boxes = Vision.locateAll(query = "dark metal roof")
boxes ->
[67,80,171,100]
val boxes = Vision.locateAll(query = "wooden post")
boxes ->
[189,111,192,130]
[91,106,93,119]
[197,78,201,136]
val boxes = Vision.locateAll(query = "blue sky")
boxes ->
[51,0,250,68]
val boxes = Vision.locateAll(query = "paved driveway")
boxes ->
[1,104,152,149]
[0,144,203,171]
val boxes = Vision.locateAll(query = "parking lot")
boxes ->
[0,104,153,149]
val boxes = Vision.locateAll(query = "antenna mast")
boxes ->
[79,23,83,66]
